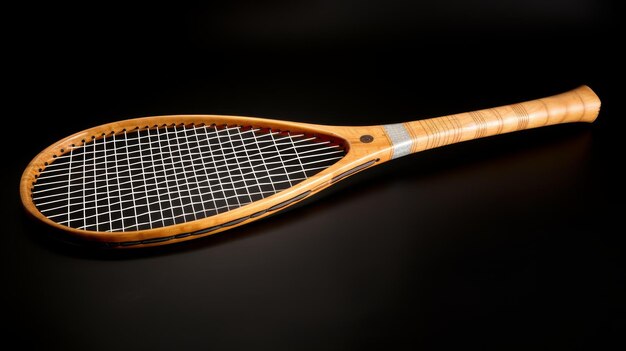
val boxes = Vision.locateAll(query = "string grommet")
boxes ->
[360,135,374,143]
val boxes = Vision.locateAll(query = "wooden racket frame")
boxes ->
[20,86,600,247]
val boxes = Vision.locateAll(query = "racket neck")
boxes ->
[383,85,600,158]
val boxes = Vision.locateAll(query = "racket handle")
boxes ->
[394,85,600,155]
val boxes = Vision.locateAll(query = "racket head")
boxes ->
[20,115,391,247]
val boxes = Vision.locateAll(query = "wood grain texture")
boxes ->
[403,85,600,153]
[20,86,600,247]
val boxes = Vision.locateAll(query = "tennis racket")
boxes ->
[20,86,600,247]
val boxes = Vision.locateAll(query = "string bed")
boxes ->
[31,124,346,232]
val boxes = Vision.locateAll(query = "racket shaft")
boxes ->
[382,86,600,159]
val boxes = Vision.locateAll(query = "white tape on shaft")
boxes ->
[383,123,413,159]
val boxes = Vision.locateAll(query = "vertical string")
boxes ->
[92,137,99,230]
[172,125,198,221]
[251,129,277,196]
[181,125,208,218]
[112,133,125,232]
[224,126,253,205]
[82,140,87,230]
[102,135,113,232]
[155,126,177,223]
[235,128,263,200]
[172,125,198,219]
[213,125,242,209]
[268,129,293,186]
[66,144,74,227]
[215,126,241,210]
[287,131,307,180]
[123,130,139,230]
[203,125,230,212]
[193,125,219,214]
[146,127,167,227]
[163,125,188,223]
[137,128,154,228]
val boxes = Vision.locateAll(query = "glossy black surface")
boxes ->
[3,1,622,349]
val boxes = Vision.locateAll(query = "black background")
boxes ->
[3,1,623,349]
